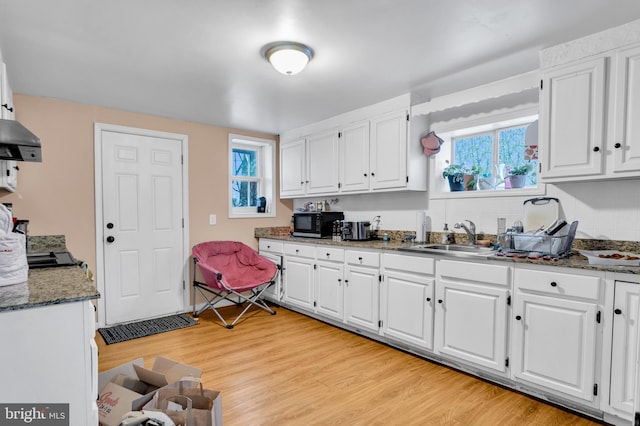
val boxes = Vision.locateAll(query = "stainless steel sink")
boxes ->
[398,243,495,258]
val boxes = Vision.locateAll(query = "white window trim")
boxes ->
[228,134,276,218]
[428,104,546,199]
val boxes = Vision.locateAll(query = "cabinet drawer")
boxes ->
[383,253,434,275]
[438,259,510,287]
[259,239,284,254]
[345,250,380,267]
[284,243,315,258]
[515,268,601,301]
[315,246,344,262]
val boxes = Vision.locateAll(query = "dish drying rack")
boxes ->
[498,221,578,258]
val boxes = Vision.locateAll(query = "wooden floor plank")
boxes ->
[97,305,604,425]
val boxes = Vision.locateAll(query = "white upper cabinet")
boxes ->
[338,120,370,193]
[539,20,640,182]
[611,44,640,173]
[279,138,306,197]
[306,129,339,194]
[278,94,427,198]
[1,62,14,119]
[370,110,408,190]
[539,57,607,179]
[0,63,17,192]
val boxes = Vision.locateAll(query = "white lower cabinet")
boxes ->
[344,250,380,333]
[434,259,511,373]
[315,247,345,321]
[381,252,435,350]
[511,267,603,403]
[282,243,315,311]
[258,239,284,302]
[609,280,640,418]
[0,300,98,426]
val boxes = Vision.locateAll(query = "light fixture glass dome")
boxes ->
[264,42,313,75]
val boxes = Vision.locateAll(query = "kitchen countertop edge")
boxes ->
[257,234,640,275]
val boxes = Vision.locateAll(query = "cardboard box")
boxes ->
[98,357,203,426]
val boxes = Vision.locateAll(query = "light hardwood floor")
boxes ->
[97,305,604,425]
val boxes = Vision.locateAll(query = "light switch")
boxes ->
[209,214,217,225]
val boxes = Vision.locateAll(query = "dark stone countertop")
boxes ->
[0,235,100,312]
[0,265,100,312]
[256,232,640,276]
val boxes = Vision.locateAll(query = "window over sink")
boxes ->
[430,105,544,198]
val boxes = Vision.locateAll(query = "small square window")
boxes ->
[228,135,276,218]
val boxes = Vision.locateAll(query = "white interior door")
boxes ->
[96,125,188,326]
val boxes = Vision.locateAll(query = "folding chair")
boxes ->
[192,241,278,329]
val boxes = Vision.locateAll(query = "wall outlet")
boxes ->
[209,214,216,225]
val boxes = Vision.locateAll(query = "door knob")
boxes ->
[106,236,115,243]
[614,308,622,315]
[515,315,522,320]
[106,222,114,229]
[614,143,622,149]
[593,146,600,152]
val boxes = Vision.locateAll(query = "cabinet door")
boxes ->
[280,139,306,197]
[610,281,640,415]
[344,264,379,332]
[1,63,14,120]
[283,256,314,311]
[370,110,407,190]
[540,57,607,179]
[315,260,344,320]
[612,45,640,173]
[339,120,370,192]
[259,251,282,302]
[382,270,434,350]
[435,280,508,372]
[307,130,339,194]
[512,292,598,401]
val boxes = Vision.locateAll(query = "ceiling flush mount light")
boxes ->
[264,41,313,75]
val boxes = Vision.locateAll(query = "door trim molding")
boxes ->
[94,123,190,327]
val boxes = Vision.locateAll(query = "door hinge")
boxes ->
[379,274,382,282]
[338,182,342,189]
[313,264,317,270]
[182,218,184,228]
[338,131,342,138]
[181,154,184,165]
[593,383,598,396]
[406,176,409,183]
[182,280,186,290]
[406,113,410,122]
[540,79,543,90]
[538,163,542,173]
[505,358,509,368]
[596,310,601,323]
[378,320,383,328]
[507,295,511,306]
[634,411,639,426]
[313,301,317,307]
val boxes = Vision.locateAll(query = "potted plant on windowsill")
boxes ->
[506,164,533,188]
[463,165,482,191]
[442,164,465,191]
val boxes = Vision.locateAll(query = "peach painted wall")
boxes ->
[2,94,293,275]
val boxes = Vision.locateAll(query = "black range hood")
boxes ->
[0,118,42,162]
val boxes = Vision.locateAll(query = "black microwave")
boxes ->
[292,211,344,238]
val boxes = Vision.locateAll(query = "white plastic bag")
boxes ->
[0,204,28,287]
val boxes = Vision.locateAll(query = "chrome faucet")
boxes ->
[454,220,476,245]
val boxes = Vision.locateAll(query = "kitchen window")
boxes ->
[228,134,276,218]
[430,105,544,198]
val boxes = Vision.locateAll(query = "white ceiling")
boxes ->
[1,1,640,135]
